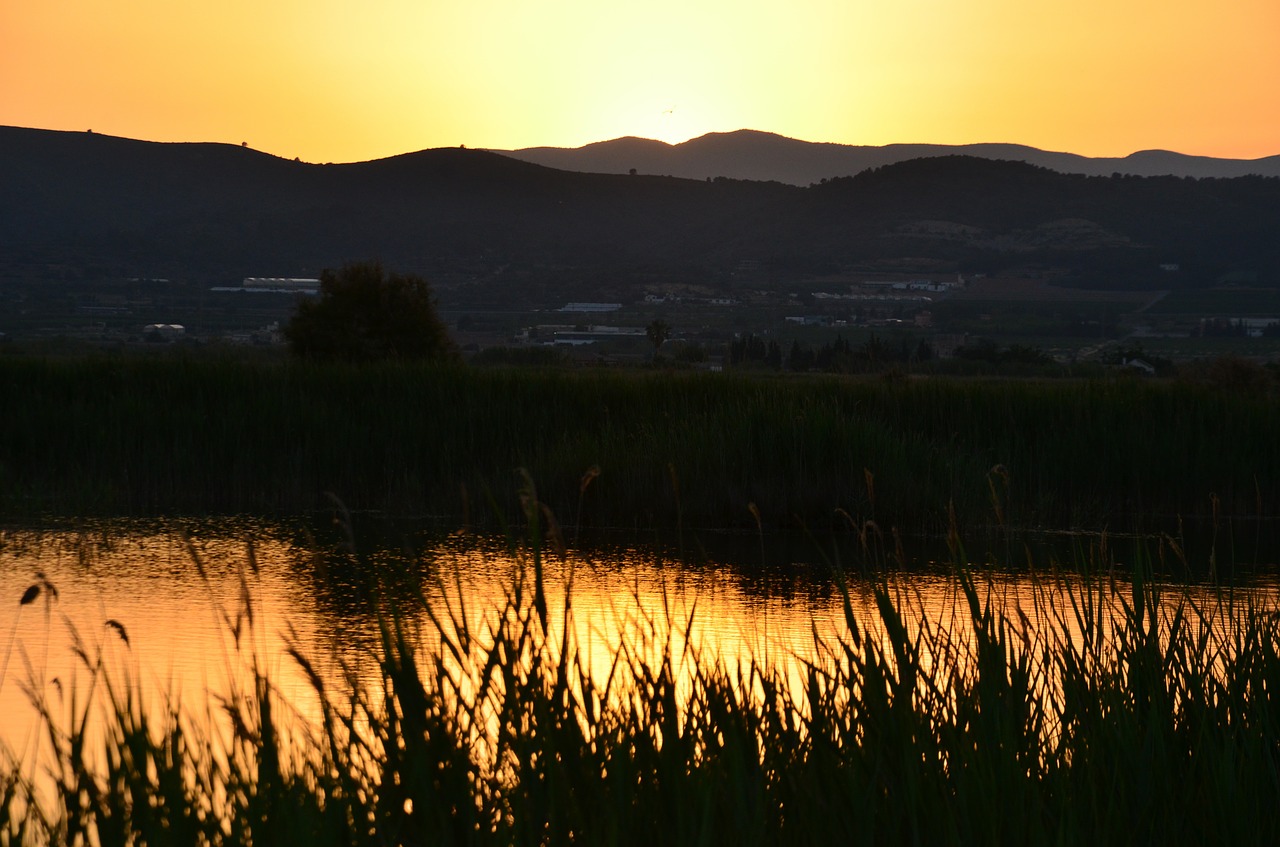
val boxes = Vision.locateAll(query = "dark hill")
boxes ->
[2,126,1279,299]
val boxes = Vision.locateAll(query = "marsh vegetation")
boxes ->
[2,519,1279,845]
[2,351,1278,843]
[2,356,1277,545]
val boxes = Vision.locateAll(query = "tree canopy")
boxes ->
[284,261,456,362]
[645,319,671,356]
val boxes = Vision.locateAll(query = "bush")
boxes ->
[284,261,456,362]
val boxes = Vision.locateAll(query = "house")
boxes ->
[143,324,185,342]
[242,277,320,293]
[1120,358,1156,375]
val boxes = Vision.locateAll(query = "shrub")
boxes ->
[284,261,456,362]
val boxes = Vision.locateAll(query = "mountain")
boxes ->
[2,125,1279,303]
[0,126,794,293]
[497,130,1280,185]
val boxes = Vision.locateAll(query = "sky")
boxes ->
[3,0,1278,164]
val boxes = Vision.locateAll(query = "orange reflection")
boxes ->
[2,521,1277,784]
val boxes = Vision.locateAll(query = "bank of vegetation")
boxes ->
[3,533,1280,845]
[0,355,1277,541]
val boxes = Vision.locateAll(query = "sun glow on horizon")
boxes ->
[2,0,1278,163]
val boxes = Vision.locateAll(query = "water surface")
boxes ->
[3,517,1277,766]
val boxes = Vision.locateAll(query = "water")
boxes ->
[3,516,1278,769]
[0,521,326,764]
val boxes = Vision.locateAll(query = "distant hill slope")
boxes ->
[2,126,1279,299]
[498,129,1280,185]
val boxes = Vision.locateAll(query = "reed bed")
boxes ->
[2,528,1280,846]
[1,355,1277,536]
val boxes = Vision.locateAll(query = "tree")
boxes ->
[646,319,671,358]
[765,339,783,369]
[284,261,456,362]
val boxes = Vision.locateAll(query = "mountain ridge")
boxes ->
[2,125,1278,303]
[496,129,1280,185]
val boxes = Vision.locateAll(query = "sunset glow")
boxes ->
[3,0,1278,163]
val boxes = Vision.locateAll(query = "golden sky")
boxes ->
[3,0,1278,163]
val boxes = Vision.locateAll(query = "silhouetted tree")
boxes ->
[674,342,708,363]
[646,319,671,358]
[858,333,888,368]
[1205,355,1273,391]
[788,340,816,372]
[815,336,854,372]
[284,261,456,362]
[765,340,783,369]
[954,338,1051,366]
[954,338,1002,363]
[730,333,771,366]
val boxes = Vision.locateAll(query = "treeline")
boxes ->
[950,338,1053,366]
[729,333,932,372]
[728,333,1051,373]
[1199,318,1280,338]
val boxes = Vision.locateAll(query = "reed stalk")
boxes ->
[2,530,1279,845]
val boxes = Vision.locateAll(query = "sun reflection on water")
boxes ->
[2,519,1278,772]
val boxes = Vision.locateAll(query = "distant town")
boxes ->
[4,267,1279,372]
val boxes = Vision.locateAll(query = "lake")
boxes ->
[5,515,1276,758]
[5,515,1280,844]
[0,517,852,753]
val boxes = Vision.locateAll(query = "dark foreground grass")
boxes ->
[1,355,1278,536]
[3,525,1280,846]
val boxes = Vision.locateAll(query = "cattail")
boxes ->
[105,619,129,647]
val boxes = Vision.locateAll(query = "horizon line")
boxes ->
[4,122,1278,166]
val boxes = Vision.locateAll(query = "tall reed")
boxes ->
[2,356,1277,539]
[3,528,1280,845]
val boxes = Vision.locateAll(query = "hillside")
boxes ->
[2,126,1279,305]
